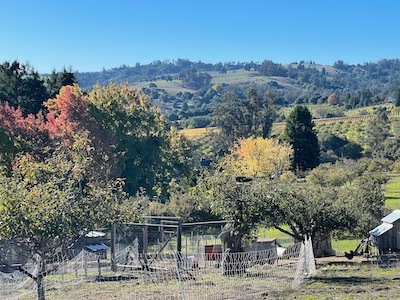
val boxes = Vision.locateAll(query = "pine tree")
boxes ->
[284,105,320,172]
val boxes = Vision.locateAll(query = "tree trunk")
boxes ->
[36,255,46,300]
[37,273,45,300]
[223,233,245,276]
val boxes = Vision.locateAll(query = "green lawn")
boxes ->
[384,173,400,210]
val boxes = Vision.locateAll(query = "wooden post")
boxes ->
[177,219,182,256]
[111,224,117,272]
[143,223,148,256]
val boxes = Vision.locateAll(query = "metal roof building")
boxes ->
[370,210,400,254]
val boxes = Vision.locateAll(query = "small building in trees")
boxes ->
[0,240,28,273]
[74,231,109,258]
[370,210,400,254]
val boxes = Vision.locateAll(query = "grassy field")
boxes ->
[32,262,400,300]
[384,174,400,210]
[293,262,400,300]
[179,126,218,139]
[133,69,294,95]
[134,79,195,94]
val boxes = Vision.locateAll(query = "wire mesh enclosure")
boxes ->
[0,235,315,300]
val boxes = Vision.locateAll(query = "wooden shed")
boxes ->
[370,210,400,254]
[74,231,109,258]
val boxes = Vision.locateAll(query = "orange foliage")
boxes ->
[45,85,88,141]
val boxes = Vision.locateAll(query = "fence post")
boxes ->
[111,224,117,272]
[173,252,186,300]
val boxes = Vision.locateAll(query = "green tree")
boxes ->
[394,88,400,107]
[0,61,48,115]
[193,173,267,252]
[213,89,277,151]
[0,148,131,300]
[86,84,190,198]
[283,105,320,171]
[364,109,391,157]
[45,67,77,99]
[262,176,385,242]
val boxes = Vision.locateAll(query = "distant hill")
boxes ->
[75,58,400,129]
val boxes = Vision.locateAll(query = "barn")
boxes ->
[369,210,400,254]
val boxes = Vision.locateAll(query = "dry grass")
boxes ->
[179,127,219,139]
[24,261,400,300]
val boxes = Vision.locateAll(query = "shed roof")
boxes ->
[255,238,276,243]
[369,223,393,237]
[85,243,109,252]
[85,231,106,238]
[381,210,400,224]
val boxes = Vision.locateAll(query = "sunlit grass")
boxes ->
[384,173,400,210]
[179,127,218,139]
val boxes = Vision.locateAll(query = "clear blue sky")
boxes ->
[1,0,400,73]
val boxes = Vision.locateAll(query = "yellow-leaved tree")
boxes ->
[223,137,293,178]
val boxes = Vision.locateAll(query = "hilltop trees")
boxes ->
[213,88,277,153]
[283,105,320,172]
[178,69,212,90]
[258,60,287,77]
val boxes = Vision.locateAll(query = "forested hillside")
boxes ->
[75,58,400,129]
[0,59,398,300]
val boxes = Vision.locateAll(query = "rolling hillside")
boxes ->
[75,58,400,131]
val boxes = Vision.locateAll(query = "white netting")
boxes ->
[0,256,39,300]
[175,240,312,300]
[292,237,317,288]
[0,238,315,300]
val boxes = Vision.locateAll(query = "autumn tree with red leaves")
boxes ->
[0,83,191,198]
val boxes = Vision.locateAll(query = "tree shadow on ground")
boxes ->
[311,276,385,286]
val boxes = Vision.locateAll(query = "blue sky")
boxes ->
[1,0,400,73]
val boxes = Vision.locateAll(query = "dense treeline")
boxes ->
[75,58,400,129]
[0,61,76,115]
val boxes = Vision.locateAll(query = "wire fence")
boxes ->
[0,238,315,300]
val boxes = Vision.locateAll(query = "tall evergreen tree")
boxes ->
[0,61,48,115]
[45,67,77,99]
[364,109,391,157]
[283,105,319,172]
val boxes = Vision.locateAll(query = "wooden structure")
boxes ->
[248,238,279,251]
[370,210,400,254]
[74,230,108,258]
[0,240,27,273]
[313,234,335,257]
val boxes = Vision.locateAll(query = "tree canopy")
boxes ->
[223,137,293,179]
[213,88,277,153]
[0,83,191,198]
[0,61,77,116]
[283,105,320,172]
